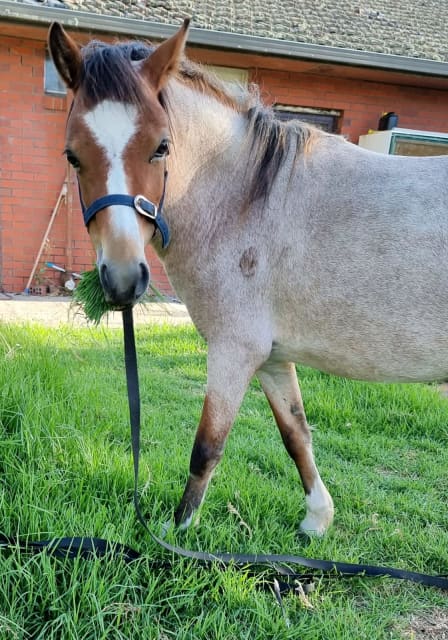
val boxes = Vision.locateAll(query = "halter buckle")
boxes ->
[134,194,158,220]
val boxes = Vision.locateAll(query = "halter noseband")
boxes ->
[79,170,170,249]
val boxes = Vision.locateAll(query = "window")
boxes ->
[274,105,341,133]
[44,51,67,96]
[207,65,248,85]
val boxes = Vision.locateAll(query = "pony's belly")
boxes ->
[270,339,448,383]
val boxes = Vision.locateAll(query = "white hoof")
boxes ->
[178,513,194,530]
[161,512,199,536]
[299,481,334,536]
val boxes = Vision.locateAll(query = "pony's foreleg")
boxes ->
[174,345,260,529]
[257,361,334,536]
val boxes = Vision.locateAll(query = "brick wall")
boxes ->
[1,28,447,296]
[1,35,69,293]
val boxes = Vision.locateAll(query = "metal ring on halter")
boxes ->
[134,195,158,220]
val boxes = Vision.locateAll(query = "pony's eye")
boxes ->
[150,139,170,163]
[65,150,81,170]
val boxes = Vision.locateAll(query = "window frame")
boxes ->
[274,105,341,133]
[44,50,67,97]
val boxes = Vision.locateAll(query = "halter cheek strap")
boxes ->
[78,170,170,249]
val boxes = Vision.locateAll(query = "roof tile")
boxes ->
[9,0,448,62]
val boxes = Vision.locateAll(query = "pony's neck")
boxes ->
[163,80,248,226]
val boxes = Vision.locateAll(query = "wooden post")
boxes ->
[24,182,67,294]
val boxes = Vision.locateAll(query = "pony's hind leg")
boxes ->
[257,361,334,536]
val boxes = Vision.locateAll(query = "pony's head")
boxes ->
[48,20,189,306]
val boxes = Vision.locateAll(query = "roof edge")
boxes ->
[1,0,448,78]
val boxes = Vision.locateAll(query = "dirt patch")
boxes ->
[402,609,448,639]
[0,296,191,328]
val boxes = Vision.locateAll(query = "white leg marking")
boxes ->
[161,511,200,539]
[178,513,194,531]
[83,100,140,238]
[300,478,334,536]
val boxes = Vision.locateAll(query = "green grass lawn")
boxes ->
[0,322,447,639]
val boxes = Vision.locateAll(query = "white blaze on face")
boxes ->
[83,100,139,238]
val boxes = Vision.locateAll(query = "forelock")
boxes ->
[79,40,155,107]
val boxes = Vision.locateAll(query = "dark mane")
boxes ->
[246,105,293,203]
[79,40,155,106]
[173,58,325,203]
[79,40,324,203]
[247,104,325,203]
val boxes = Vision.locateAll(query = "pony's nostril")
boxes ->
[136,262,150,297]
[100,263,110,290]
[139,262,149,283]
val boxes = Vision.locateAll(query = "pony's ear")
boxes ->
[142,18,190,92]
[47,22,82,91]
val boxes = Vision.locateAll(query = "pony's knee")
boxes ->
[299,479,334,536]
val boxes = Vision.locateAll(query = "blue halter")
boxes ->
[79,170,170,249]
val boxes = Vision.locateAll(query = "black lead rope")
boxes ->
[121,308,448,592]
[1,307,447,596]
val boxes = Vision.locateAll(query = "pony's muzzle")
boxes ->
[99,260,150,306]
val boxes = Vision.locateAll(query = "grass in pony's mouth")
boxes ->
[72,267,163,324]
[72,267,117,325]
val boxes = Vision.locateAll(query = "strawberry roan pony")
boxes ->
[48,20,448,537]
